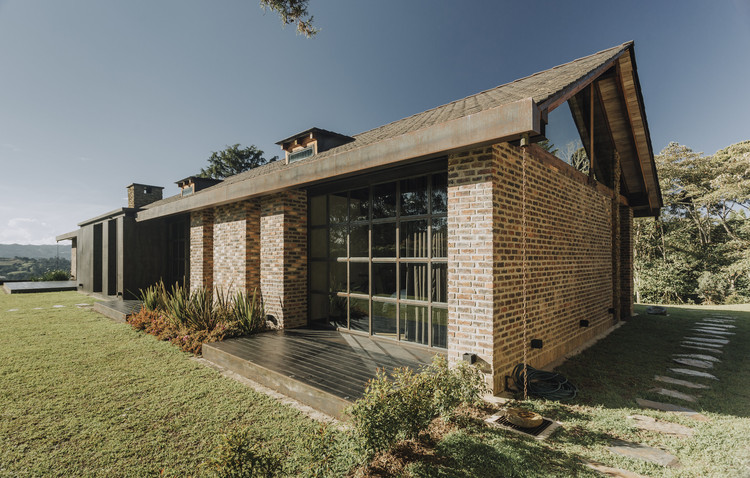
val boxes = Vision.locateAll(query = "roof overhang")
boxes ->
[536,42,662,217]
[137,97,543,221]
[56,230,79,242]
[78,207,137,227]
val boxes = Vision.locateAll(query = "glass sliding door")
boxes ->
[307,171,448,349]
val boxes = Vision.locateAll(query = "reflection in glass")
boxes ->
[372,263,397,297]
[350,297,369,332]
[329,294,347,328]
[432,307,448,348]
[372,222,396,257]
[350,188,369,222]
[401,176,428,216]
[400,220,428,258]
[400,304,428,345]
[432,217,447,258]
[310,228,327,258]
[372,301,397,337]
[400,263,429,301]
[350,262,369,294]
[431,263,447,303]
[350,224,369,257]
[310,262,327,292]
[329,225,346,258]
[372,182,397,218]
[431,174,448,214]
[330,261,347,293]
[310,292,327,321]
[329,192,348,222]
[310,195,327,226]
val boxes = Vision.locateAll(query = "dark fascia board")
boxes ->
[78,207,137,227]
[56,229,80,241]
[275,127,354,146]
[137,97,542,222]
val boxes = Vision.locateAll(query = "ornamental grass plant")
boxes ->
[130,281,266,354]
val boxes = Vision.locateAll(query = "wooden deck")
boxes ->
[203,328,439,418]
[93,299,142,323]
[2,280,77,294]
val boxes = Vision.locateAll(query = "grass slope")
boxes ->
[1,292,748,477]
[0,291,351,477]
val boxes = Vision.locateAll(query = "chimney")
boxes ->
[127,183,163,208]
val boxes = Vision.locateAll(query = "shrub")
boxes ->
[31,269,70,281]
[205,428,282,478]
[139,281,168,312]
[232,289,264,335]
[427,355,488,420]
[347,355,488,456]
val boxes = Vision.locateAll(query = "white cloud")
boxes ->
[0,218,57,245]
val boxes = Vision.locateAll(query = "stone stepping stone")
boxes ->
[684,336,729,345]
[670,368,718,380]
[53,305,65,308]
[674,353,720,363]
[6,309,19,312]
[673,358,713,369]
[607,439,680,467]
[680,344,723,354]
[636,398,709,421]
[696,322,735,329]
[650,387,698,402]
[32,307,44,310]
[655,375,709,389]
[627,414,695,437]
[693,328,735,336]
[682,341,723,349]
[703,318,735,324]
[584,460,649,478]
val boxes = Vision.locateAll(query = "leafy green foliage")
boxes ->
[133,283,266,354]
[634,140,750,304]
[31,269,70,281]
[198,144,277,180]
[206,428,283,478]
[347,355,488,456]
[260,0,317,37]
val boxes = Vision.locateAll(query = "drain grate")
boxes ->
[484,413,561,440]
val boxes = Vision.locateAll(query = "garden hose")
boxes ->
[511,363,578,401]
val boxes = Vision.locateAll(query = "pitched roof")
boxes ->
[138,41,658,219]
[200,42,630,190]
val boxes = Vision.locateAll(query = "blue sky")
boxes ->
[1,0,748,244]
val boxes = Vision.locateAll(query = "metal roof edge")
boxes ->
[136,98,542,222]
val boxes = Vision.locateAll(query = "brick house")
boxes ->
[58,42,661,393]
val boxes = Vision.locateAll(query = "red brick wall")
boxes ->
[446,146,497,373]
[620,205,634,318]
[189,210,214,293]
[260,190,307,328]
[448,142,622,392]
[211,201,262,297]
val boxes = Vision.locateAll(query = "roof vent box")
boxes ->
[276,127,354,164]
[176,176,223,196]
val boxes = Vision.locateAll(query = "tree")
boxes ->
[198,144,278,180]
[633,140,750,304]
[261,0,317,37]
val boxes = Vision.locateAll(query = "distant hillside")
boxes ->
[0,243,71,260]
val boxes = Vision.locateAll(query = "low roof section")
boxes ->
[138,41,662,222]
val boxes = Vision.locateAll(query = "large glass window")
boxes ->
[308,171,448,348]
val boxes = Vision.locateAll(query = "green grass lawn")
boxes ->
[0,291,355,477]
[1,291,749,477]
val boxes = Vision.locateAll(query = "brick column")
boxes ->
[260,190,307,328]
[189,210,214,293]
[447,146,498,385]
[619,206,634,318]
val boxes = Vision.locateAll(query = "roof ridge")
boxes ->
[350,42,632,140]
